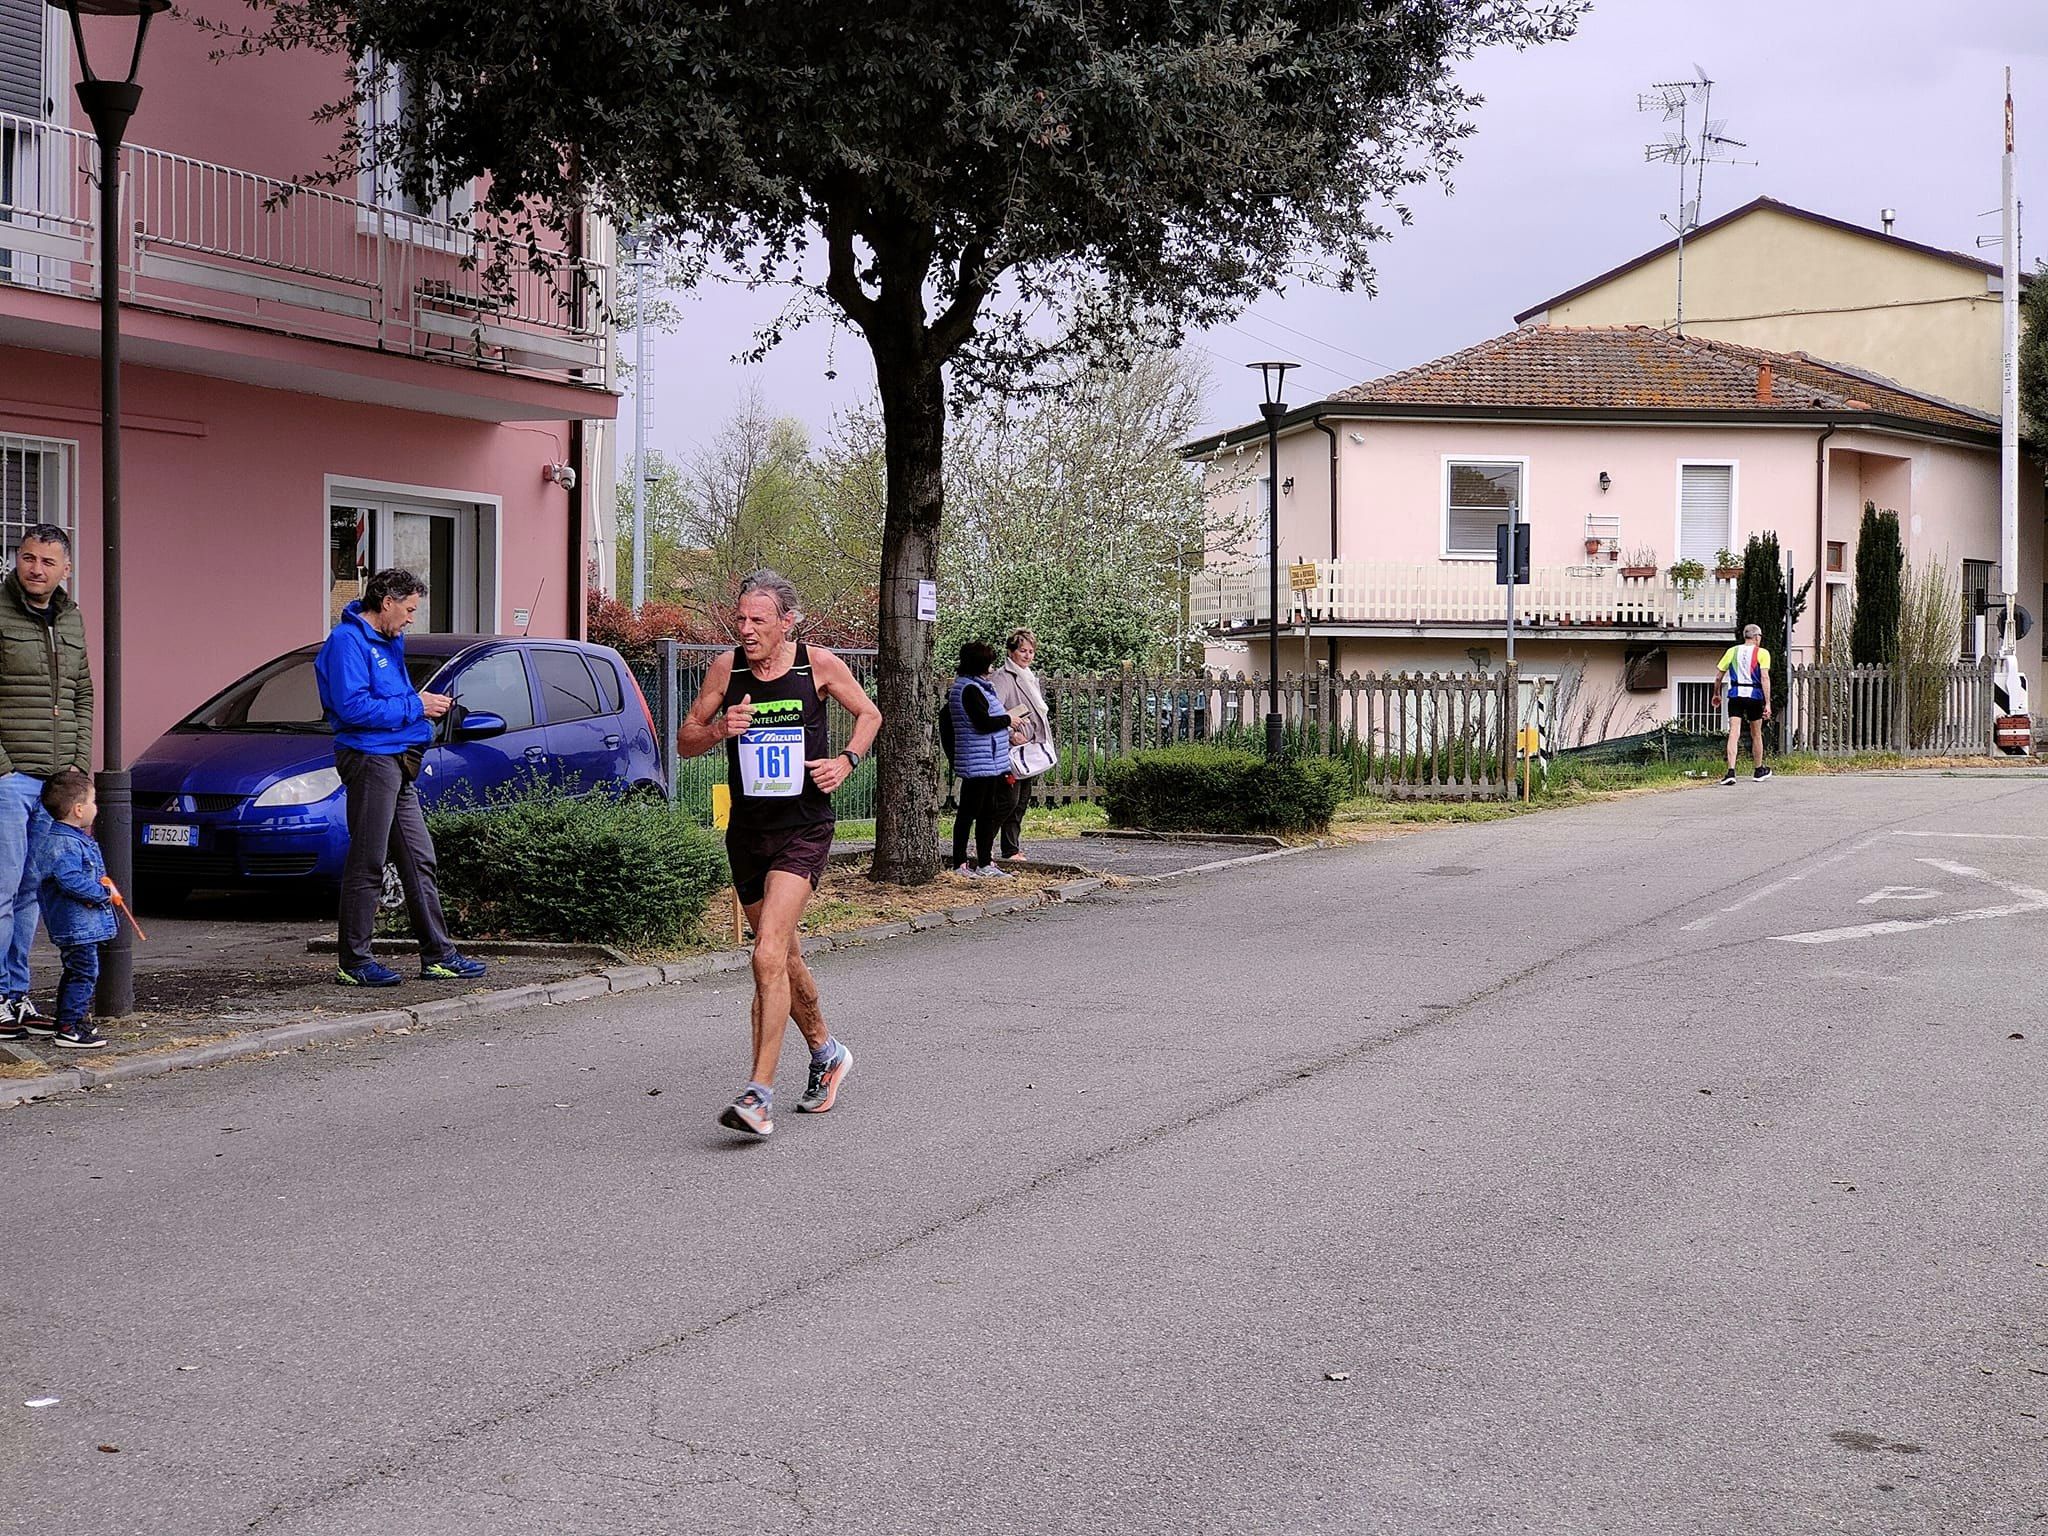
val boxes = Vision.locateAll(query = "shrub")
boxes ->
[428,785,728,945]
[1102,745,1343,834]
[1851,504,1903,665]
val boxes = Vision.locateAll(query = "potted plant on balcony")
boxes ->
[1585,535,1605,558]
[1713,546,1743,581]
[1620,545,1658,580]
[1667,557,1707,600]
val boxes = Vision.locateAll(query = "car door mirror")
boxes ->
[455,710,509,741]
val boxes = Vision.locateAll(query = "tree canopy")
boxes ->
[235,0,1584,880]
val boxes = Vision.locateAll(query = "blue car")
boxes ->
[130,635,666,901]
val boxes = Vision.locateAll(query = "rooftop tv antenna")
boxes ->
[1639,67,1752,334]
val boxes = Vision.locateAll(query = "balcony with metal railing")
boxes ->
[0,109,612,397]
[1193,559,1741,638]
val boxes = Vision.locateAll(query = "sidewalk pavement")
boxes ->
[0,833,1287,1105]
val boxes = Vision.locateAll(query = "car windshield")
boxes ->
[176,652,443,733]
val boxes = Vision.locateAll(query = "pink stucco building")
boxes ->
[0,7,618,759]
[1189,326,2042,744]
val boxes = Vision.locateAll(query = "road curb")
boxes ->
[0,849,1243,1108]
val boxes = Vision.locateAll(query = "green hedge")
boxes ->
[1101,745,1344,834]
[427,786,728,945]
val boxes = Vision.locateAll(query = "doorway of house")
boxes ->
[328,493,498,633]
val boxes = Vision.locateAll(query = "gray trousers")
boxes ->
[336,747,453,969]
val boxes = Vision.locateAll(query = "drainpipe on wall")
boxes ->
[1812,422,1838,657]
[568,418,587,640]
[1313,416,1341,671]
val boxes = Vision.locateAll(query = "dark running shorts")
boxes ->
[726,820,835,907]
[1728,695,1766,722]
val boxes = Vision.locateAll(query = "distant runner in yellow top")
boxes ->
[1714,623,1773,785]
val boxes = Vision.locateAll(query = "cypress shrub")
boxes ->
[428,786,728,945]
[1851,503,1904,666]
[1102,745,1344,834]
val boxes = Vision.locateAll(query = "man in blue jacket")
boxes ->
[314,568,486,988]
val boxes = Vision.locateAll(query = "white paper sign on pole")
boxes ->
[917,580,938,622]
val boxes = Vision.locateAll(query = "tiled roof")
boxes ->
[1326,325,1995,435]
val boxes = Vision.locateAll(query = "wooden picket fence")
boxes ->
[1034,667,1518,802]
[1781,661,1995,756]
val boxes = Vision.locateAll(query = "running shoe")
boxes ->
[795,1042,852,1114]
[422,952,488,981]
[1753,765,1774,781]
[954,862,978,877]
[0,1008,25,1042]
[974,863,1013,880]
[718,1088,774,1138]
[54,1023,106,1050]
[335,960,403,988]
[1719,770,1738,786]
[14,998,56,1037]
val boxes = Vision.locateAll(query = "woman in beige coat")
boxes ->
[989,628,1053,861]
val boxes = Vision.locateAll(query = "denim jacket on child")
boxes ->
[38,822,116,946]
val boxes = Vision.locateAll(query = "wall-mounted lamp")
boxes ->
[1598,470,1612,492]
[1347,431,1365,445]
[1280,476,1295,494]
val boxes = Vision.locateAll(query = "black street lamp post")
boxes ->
[1248,361,1297,760]
[50,0,168,1018]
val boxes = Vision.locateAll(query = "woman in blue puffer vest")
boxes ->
[940,641,1014,877]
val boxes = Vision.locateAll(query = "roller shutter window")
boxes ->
[1678,463,1733,566]
[0,0,44,120]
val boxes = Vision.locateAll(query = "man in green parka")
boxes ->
[0,524,94,1041]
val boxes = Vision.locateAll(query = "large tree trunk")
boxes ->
[870,354,946,885]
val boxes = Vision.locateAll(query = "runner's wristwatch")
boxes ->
[842,749,863,769]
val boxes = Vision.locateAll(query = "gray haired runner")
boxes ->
[674,571,882,1138]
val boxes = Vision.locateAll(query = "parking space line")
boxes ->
[1681,848,1857,932]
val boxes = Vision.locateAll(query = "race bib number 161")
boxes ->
[737,725,805,798]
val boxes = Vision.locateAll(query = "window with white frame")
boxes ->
[1677,462,1734,566]
[1444,459,1522,559]
[358,54,475,235]
[0,433,71,566]
[1676,680,1720,733]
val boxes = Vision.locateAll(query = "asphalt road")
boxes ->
[5,771,2046,1535]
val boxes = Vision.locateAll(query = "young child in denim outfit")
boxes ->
[36,769,114,1050]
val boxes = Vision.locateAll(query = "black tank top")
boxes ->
[724,641,833,831]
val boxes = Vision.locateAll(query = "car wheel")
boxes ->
[377,861,405,913]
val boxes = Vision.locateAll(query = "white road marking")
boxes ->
[1915,857,2048,904]
[1857,886,1942,905]
[1892,830,2048,841]
[1772,901,2047,946]
[1681,848,1857,931]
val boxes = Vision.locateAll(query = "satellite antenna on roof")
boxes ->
[1639,70,1754,334]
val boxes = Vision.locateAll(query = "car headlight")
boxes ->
[253,767,343,809]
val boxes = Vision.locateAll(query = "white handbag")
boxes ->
[1009,739,1057,777]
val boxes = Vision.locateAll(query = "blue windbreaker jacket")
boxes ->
[315,602,431,755]
[38,821,116,946]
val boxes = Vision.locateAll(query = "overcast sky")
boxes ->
[616,0,2048,470]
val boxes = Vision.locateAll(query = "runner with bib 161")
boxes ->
[674,569,882,1140]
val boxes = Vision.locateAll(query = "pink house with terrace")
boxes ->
[1188,325,2043,744]
[0,3,618,761]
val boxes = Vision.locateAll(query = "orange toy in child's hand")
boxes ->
[100,876,147,942]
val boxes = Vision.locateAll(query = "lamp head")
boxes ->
[1247,359,1298,410]
[48,0,169,87]
[1598,470,1612,492]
